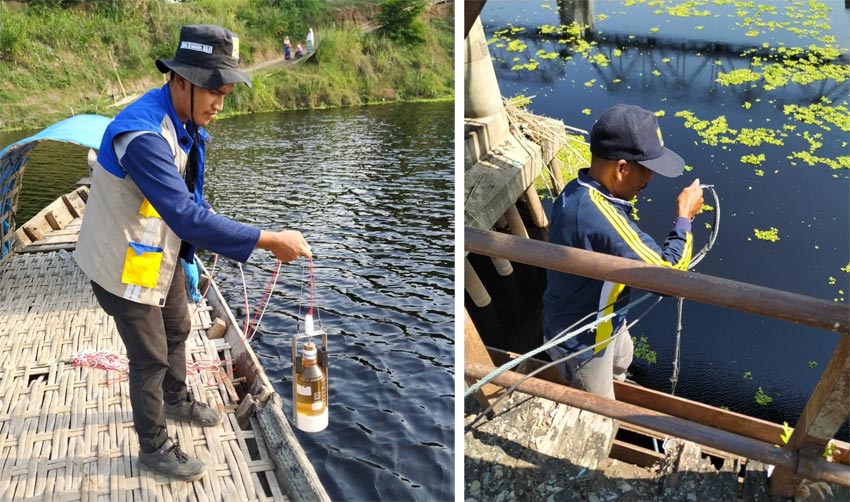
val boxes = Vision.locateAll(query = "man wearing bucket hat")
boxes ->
[75,25,311,481]
[542,104,704,400]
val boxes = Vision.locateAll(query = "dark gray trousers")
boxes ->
[90,264,190,453]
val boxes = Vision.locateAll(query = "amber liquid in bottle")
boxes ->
[295,341,328,432]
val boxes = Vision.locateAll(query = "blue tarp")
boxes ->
[0,114,111,261]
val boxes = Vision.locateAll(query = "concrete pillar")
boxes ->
[558,0,595,34]
[465,257,492,307]
[465,18,505,120]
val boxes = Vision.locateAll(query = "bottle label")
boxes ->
[297,384,312,396]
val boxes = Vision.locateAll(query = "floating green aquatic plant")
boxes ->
[785,99,850,133]
[535,49,559,60]
[633,336,656,364]
[741,153,765,166]
[754,227,780,242]
[511,60,539,72]
[780,422,793,443]
[737,128,785,147]
[755,387,773,406]
[506,39,528,52]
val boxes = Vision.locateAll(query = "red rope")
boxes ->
[245,259,282,339]
[70,350,235,386]
[199,253,218,302]
[308,256,314,316]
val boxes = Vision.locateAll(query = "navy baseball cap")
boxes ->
[156,25,252,90]
[590,104,685,177]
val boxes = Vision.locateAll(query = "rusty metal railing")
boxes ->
[464,227,850,494]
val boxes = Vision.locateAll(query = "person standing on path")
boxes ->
[75,24,311,481]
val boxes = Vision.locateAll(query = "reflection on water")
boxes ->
[482,0,848,430]
[5,102,455,501]
[203,103,454,501]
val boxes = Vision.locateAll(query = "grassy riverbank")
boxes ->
[0,0,453,130]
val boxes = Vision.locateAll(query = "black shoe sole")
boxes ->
[163,410,224,427]
[138,460,206,482]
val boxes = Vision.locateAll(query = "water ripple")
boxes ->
[203,103,454,502]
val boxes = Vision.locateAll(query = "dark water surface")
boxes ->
[5,102,455,501]
[481,0,849,431]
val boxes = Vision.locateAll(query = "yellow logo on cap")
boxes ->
[656,126,664,147]
[232,36,239,59]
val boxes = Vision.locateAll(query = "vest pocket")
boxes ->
[121,242,164,288]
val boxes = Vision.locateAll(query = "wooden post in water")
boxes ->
[503,204,529,239]
[522,185,548,228]
[464,257,491,307]
[770,335,850,496]
[549,157,566,194]
[490,257,513,276]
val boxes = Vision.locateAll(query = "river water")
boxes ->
[480,0,849,432]
[5,102,455,501]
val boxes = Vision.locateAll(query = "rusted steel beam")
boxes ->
[465,363,850,486]
[484,346,850,455]
[464,310,504,410]
[465,228,849,335]
[771,336,850,496]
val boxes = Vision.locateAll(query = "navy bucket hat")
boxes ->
[156,24,252,89]
[590,104,685,177]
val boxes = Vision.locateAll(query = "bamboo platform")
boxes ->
[0,187,319,501]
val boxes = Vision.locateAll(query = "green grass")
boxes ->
[0,0,453,130]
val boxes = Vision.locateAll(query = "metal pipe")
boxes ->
[465,228,849,335]
[465,363,850,486]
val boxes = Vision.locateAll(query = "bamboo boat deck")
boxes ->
[0,190,287,501]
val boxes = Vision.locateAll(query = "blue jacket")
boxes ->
[76,84,259,305]
[542,169,692,356]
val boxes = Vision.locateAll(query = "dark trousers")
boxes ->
[91,264,190,453]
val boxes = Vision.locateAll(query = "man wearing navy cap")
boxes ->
[542,104,704,400]
[76,25,312,481]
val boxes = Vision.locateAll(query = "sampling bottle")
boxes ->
[295,340,328,432]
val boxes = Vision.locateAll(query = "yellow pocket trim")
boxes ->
[121,243,163,288]
[139,199,161,219]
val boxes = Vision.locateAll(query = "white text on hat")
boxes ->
[180,41,213,54]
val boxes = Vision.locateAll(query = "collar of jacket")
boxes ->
[159,83,212,154]
[576,168,634,215]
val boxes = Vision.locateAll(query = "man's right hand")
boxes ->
[257,230,312,262]
[677,178,704,221]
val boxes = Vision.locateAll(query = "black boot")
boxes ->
[164,394,223,427]
[138,438,205,481]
